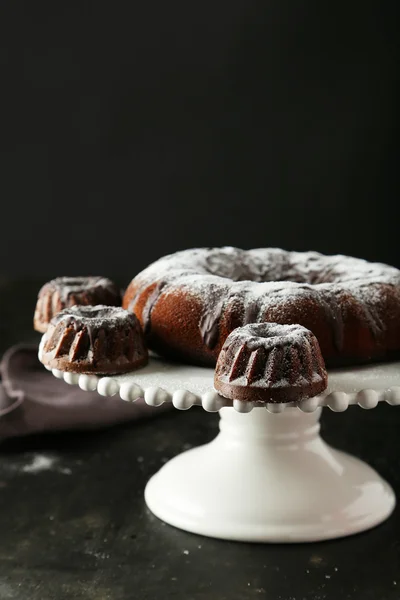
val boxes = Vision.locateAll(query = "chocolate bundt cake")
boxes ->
[34,276,121,333]
[40,305,148,374]
[214,323,328,403]
[123,247,400,368]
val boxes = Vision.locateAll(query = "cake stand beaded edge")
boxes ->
[39,338,400,543]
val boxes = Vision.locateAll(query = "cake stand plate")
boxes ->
[45,351,400,543]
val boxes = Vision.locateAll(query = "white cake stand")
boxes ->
[44,351,400,543]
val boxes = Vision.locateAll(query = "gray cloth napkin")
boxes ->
[0,345,171,440]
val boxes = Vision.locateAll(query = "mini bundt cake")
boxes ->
[34,276,121,333]
[123,247,400,368]
[40,305,148,374]
[214,322,328,403]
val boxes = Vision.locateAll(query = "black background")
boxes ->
[0,1,399,282]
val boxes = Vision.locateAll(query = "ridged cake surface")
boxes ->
[214,322,328,403]
[123,247,400,367]
[34,276,121,333]
[40,305,148,374]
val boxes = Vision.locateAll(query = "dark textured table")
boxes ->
[0,281,399,600]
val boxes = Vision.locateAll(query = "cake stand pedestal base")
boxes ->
[145,407,395,543]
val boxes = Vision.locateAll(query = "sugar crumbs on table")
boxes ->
[22,455,56,473]
[59,467,72,475]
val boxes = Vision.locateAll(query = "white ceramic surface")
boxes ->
[40,345,400,413]
[145,407,396,542]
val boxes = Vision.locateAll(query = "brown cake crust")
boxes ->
[40,305,148,375]
[123,247,400,368]
[34,276,121,333]
[214,323,328,403]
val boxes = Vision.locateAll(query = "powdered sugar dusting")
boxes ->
[51,304,134,329]
[215,322,328,396]
[48,276,119,304]
[22,455,57,473]
[21,454,72,475]
[126,247,400,365]
[41,304,147,371]
[133,247,400,288]
[224,322,312,351]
